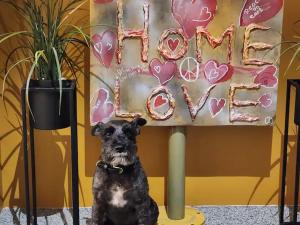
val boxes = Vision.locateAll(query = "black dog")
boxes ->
[91,117,159,225]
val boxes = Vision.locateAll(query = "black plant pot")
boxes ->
[23,79,75,130]
[295,80,300,126]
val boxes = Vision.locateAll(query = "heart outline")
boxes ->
[209,98,226,118]
[153,94,168,109]
[171,0,217,39]
[149,58,177,85]
[259,93,272,108]
[92,30,116,68]
[254,65,278,88]
[91,88,114,125]
[204,60,233,84]
[167,38,180,51]
[154,66,161,74]
[192,7,212,22]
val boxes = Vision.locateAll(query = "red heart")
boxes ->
[91,88,114,124]
[204,60,233,84]
[94,0,113,3]
[240,0,283,26]
[209,98,226,117]
[149,58,177,85]
[172,0,217,39]
[154,95,168,108]
[92,30,116,68]
[167,38,180,51]
[254,65,278,88]
[259,93,272,108]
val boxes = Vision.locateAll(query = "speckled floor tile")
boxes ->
[195,206,291,225]
[0,206,296,225]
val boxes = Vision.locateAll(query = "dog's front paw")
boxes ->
[85,219,96,225]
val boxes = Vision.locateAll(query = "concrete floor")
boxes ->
[0,206,294,225]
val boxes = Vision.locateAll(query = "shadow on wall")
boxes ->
[0,0,28,211]
[0,0,87,212]
[186,126,273,177]
[1,0,300,210]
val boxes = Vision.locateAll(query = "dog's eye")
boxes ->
[122,126,134,137]
[104,127,115,137]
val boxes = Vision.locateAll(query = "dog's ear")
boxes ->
[131,117,147,135]
[91,122,105,136]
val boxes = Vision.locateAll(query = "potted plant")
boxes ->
[0,0,89,129]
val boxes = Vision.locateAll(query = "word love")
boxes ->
[114,77,263,123]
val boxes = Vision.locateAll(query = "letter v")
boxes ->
[181,84,216,121]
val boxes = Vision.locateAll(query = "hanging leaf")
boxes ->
[52,47,63,115]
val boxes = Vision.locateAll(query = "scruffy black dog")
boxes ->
[91,117,159,225]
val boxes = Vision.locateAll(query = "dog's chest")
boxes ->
[109,184,128,208]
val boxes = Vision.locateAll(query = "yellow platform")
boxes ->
[157,206,205,225]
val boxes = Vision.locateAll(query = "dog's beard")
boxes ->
[111,155,132,166]
[102,149,136,166]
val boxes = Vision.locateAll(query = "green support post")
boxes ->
[167,126,186,220]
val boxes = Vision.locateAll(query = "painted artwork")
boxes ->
[90,0,284,126]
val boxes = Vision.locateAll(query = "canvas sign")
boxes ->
[90,0,284,126]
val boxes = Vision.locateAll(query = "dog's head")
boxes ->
[91,117,147,166]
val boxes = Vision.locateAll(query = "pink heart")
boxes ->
[154,95,168,108]
[259,93,272,108]
[149,58,177,85]
[91,88,114,124]
[168,38,180,51]
[172,0,217,39]
[204,60,233,84]
[254,65,278,88]
[92,30,116,68]
[240,0,283,26]
[209,98,226,117]
[94,0,113,3]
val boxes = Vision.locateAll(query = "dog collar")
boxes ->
[96,160,135,174]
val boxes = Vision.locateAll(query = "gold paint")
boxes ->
[229,83,261,122]
[242,24,273,66]
[116,0,149,64]
[196,25,235,63]
[157,206,205,225]
[146,86,175,121]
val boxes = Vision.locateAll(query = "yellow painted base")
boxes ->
[157,206,205,225]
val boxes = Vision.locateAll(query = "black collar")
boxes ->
[96,160,135,174]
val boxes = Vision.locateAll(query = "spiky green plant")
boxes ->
[276,20,300,76]
[0,0,89,115]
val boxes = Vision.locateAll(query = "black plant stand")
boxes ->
[280,79,300,225]
[21,82,79,225]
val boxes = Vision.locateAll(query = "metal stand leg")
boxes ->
[167,126,186,220]
[293,131,300,224]
[29,116,37,225]
[21,90,31,225]
[70,89,79,225]
[280,81,291,224]
[21,82,79,225]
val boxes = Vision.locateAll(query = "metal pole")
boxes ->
[70,87,79,225]
[167,126,186,220]
[21,89,31,225]
[280,80,291,223]
[29,116,37,225]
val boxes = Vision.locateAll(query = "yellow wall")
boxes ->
[1,0,300,208]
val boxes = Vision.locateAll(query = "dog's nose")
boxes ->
[115,145,125,152]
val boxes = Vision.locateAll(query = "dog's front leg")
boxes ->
[136,198,156,225]
[91,200,107,225]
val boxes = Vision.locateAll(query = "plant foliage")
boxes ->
[0,0,89,115]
